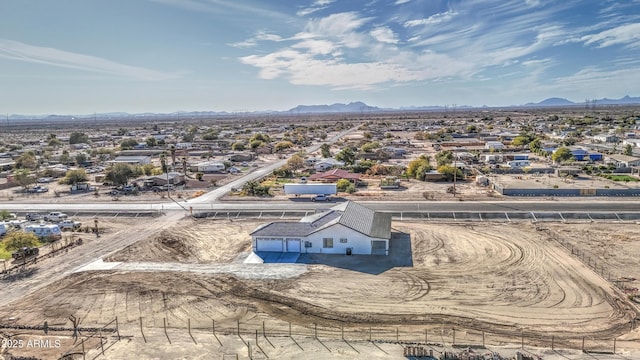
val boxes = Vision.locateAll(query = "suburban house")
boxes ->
[146,172,185,186]
[250,201,392,255]
[111,155,151,165]
[605,154,640,168]
[314,158,344,172]
[484,141,505,151]
[309,168,361,183]
[191,161,225,173]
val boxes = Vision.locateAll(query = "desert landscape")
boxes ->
[2,217,640,359]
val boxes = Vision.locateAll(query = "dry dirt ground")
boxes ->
[2,219,640,359]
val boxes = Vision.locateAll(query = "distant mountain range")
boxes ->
[5,96,640,121]
[287,101,380,113]
[525,95,640,107]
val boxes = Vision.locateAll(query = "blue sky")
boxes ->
[1,0,639,115]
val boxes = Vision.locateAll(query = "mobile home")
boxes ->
[24,224,62,241]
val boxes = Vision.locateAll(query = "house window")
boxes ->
[323,238,334,248]
[340,238,348,243]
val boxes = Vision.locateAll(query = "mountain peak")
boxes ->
[288,101,380,114]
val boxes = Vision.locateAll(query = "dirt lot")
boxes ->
[1,218,640,359]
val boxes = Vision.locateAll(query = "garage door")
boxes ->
[286,238,301,253]
[371,240,387,255]
[256,238,283,252]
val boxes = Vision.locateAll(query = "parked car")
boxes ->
[44,212,68,222]
[37,177,54,183]
[27,185,49,193]
[25,212,45,221]
[311,194,332,202]
[58,219,82,231]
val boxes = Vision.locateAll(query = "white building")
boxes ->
[507,160,530,168]
[484,141,505,150]
[24,224,62,240]
[314,158,344,172]
[251,201,391,255]
[192,161,225,173]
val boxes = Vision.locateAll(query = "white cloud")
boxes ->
[525,0,541,7]
[404,10,458,27]
[580,23,640,48]
[0,39,179,81]
[297,0,336,17]
[394,0,412,4]
[370,27,399,44]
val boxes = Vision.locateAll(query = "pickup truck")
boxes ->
[44,212,68,222]
[58,219,82,230]
[25,212,45,221]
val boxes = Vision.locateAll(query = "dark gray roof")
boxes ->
[336,201,391,239]
[251,201,391,240]
[250,222,314,237]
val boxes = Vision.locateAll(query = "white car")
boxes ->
[311,194,332,202]
[58,219,82,230]
[44,212,68,222]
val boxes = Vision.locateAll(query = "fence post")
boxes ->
[213,319,215,335]
[396,328,399,342]
[115,316,120,341]
[425,329,428,345]
[140,317,146,343]
[551,335,554,350]
[288,322,291,337]
[482,331,485,348]
[613,338,616,354]
[315,323,317,339]
[369,326,372,342]
[341,325,344,340]
[262,321,265,337]
[521,329,524,349]
[164,318,171,344]
[238,320,240,336]
[81,338,85,360]
[99,329,104,355]
[582,337,585,352]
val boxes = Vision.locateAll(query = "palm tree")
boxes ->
[169,145,176,169]
[160,154,168,173]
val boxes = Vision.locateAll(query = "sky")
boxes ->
[1,0,639,115]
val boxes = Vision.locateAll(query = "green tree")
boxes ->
[360,141,380,153]
[335,147,357,166]
[552,147,574,163]
[47,137,62,147]
[3,232,40,252]
[231,142,245,151]
[250,133,271,143]
[286,154,305,172]
[250,140,264,149]
[69,132,89,144]
[61,169,88,185]
[159,154,168,173]
[435,150,454,167]
[274,141,294,152]
[320,143,331,158]
[336,178,355,193]
[0,210,14,220]
[13,168,34,189]
[105,163,136,186]
[120,138,139,150]
[624,144,633,156]
[75,152,88,166]
[15,151,38,170]
[437,165,463,181]
[529,138,542,153]
[406,155,431,180]
[146,137,158,147]
[511,135,530,149]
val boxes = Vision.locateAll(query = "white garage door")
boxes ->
[286,238,301,253]
[256,238,283,252]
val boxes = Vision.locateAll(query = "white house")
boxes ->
[484,141,505,150]
[314,158,344,172]
[192,161,225,173]
[111,155,151,165]
[507,160,530,168]
[251,201,391,255]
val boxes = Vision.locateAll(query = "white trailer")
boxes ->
[283,183,337,195]
[24,224,62,241]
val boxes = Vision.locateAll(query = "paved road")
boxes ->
[1,199,638,214]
